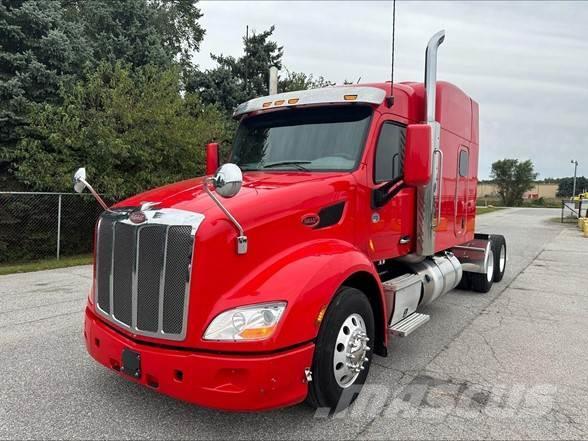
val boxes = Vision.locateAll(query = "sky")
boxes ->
[195,1,588,179]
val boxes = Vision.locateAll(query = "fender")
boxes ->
[200,239,388,353]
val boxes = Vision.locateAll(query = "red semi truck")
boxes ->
[76,31,507,411]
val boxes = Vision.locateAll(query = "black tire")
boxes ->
[469,249,495,293]
[306,286,375,411]
[456,271,471,290]
[490,235,507,283]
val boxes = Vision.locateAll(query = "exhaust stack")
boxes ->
[416,30,445,257]
[269,66,278,95]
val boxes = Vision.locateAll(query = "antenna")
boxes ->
[245,25,249,94]
[386,0,396,107]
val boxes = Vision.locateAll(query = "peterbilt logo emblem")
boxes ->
[129,211,147,224]
[302,214,320,227]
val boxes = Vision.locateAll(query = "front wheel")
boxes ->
[306,287,374,411]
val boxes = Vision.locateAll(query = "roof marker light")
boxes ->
[287,98,299,105]
[262,102,272,108]
[344,94,358,101]
[274,99,285,106]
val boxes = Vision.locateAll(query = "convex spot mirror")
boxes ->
[73,167,87,193]
[213,163,243,198]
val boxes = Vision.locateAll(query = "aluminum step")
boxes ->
[388,313,430,337]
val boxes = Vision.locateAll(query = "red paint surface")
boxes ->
[85,81,479,410]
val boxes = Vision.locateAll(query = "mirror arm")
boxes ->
[204,178,248,254]
[78,178,113,213]
[371,179,403,209]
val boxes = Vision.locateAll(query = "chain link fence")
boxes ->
[0,192,113,264]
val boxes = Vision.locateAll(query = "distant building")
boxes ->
[477,182,558,200]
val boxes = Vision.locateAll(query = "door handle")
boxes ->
[399,235,411,245]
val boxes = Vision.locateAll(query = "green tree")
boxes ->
[278,69,334,92]
[556,176,588,197]
[8,63,231,197]
[186,26,283,113]
[0,0,90,186]
[62,0,204,69]
[1,0,206,190]
[490,159,538,206]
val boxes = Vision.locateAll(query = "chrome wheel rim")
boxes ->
[499,244,506,273]
[486,249,495,283]
[333,313,370,388]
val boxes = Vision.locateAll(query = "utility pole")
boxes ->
[571,159,578,199]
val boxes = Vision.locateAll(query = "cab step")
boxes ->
[388,313,430,337]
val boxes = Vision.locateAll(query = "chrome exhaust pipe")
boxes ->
[269,66,278,95]
[416,30,445,257]
[425,30,445,123]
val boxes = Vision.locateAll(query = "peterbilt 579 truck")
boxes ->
[75,31,507,412]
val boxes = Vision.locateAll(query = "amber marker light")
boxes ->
[287,98,299,104]
[316,304,328,327]
[343,94,358,101]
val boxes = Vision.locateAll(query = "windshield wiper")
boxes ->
[262,161,311,171]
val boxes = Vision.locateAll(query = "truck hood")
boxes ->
[117,171,351,221]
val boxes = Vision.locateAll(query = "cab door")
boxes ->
[367,118,414,260]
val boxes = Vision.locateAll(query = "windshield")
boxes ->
[231,106,373,172]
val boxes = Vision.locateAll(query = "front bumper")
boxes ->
[84,307,314,411]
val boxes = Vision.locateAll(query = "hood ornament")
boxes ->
[140,201,161,211]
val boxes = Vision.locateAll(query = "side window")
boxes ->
[459,149,469,177]
[374,123,406,183]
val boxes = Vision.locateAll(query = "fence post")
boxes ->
[56,194,62,260]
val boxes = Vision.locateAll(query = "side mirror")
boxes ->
[206,142,220,176]
[404,124,432,186]
[213,163,242,198]
[72,167,112,212]
[73,167,87,193]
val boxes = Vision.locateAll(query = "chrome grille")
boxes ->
[95,208,204,341]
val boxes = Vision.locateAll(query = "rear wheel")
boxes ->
[469,249,495,293]
[490,235,507,282]
[306,287,374,411]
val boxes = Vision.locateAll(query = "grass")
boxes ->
[0,254,93,276]
[476,206,505,215]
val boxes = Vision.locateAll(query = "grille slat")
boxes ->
[136,225,166,332]
[94,210,197,341]
[113,223,135,326]
[163,226,193,334]
[96,218,114,313]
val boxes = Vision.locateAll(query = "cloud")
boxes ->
[198,1,588,178]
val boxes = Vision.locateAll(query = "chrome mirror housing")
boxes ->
[73,167,87,193]
[213,163,243,198]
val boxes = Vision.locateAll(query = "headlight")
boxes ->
[203,302,287,341]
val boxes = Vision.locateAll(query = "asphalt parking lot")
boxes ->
[1,208,587,440]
